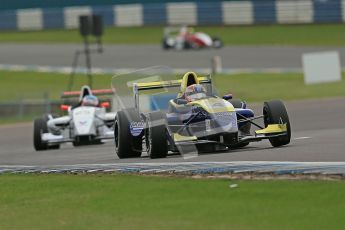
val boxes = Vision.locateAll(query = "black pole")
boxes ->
[84,36,92,88]
[68,50,82,91]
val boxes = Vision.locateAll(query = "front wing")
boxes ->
[170,124,288,147]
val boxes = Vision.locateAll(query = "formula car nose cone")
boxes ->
[73,107,96,135]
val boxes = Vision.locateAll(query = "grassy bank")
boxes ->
[0,70,112,102]
[0,174,344,230]
[1,70,344,102]
[214,73,345,102]
[1,70,344,125]
[1,24,345,46]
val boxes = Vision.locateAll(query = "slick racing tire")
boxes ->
[212,37,223,49]
[263,100,291,147]
[183,41,191,49]
[33,116,60,151]
[162,38,170,50]
[114,109,143,159]
[146,111,168,159]
[228,99,243,109]
[33,117,49,151]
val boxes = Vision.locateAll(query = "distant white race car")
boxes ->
[33,86,115,151]
[162,26,223,50]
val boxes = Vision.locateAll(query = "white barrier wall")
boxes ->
[4,1,345,31]
[276,0,313,24]
[167,2,197,25]
[64,6,92,29]
[342,0,345,22]
[222,1,253,25]
[17,8,43,30]
[115,4,143,26]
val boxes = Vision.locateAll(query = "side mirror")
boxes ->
[60,105,70,111]
[176,98,188,105]
[223,94,233,100]
[101,102,110,108]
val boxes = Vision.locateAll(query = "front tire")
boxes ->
[114,109,143,159]
[162,38,170,50]
[263,100,291,147]
[33,117,48,151]
[146,111,168,159]
[34,116,60,151]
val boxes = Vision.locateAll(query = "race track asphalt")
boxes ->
[1,97,344,166]
[2,44,345,69]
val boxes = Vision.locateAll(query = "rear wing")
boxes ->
[131,76,211,91]
[61,89,114,99]
[129,76,212,110]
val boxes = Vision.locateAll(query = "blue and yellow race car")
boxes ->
[114,71,291,159]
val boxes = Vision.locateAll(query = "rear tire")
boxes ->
[33,117,48,151]
[212,37,223,49]
[263,100,291,147]
[146,111,168,159]
[228,99,243,109]
[183,41,192,49]
[114,109,143,159]
[223,133,249,148]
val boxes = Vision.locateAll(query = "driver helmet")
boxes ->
[187,26,194,34]
[184,84,207,102]
[81,95,99,107]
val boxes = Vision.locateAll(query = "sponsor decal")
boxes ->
[79,121,88,126]
[215,112,237,129]
[130,121,145,136]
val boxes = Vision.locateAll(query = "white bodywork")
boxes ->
[163,26,218,50]
[193,32,213,47]
[42,106,115,145]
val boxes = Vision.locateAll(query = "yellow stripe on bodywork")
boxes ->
[134,76,209,89]
[173,133,197,142]
[255,124,287,135]
[189,98,235,113]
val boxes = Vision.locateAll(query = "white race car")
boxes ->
[33,86,115,151]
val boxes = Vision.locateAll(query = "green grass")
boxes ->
[0,70,112,102]
[1,70,345,124]
[0,174,344,230]
[0,115,35,125]
[1,24,345,46]
[214,73,345,102]
[1,70,345,103]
